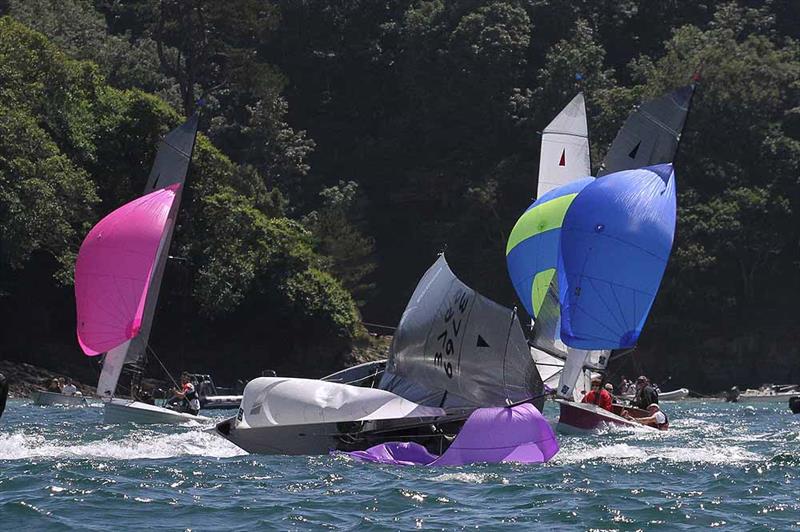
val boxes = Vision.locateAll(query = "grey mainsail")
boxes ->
[380,255,544,410]
[598,85,694,176]
[97,115,200,399]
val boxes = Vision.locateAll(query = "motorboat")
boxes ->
[735,384,800,403]
[32,390,88,407]
[621,387,690,402]
[185,373,242,410]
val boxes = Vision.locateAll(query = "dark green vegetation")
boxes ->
[0,1,797,390]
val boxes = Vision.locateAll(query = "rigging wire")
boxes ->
[146,345,180,389]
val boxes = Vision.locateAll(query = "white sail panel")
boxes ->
[238,377,446,429]
[537,93,591,198]
[97,340,131,400]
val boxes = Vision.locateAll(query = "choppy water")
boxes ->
[1,398,798,530]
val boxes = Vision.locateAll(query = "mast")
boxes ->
[96,115,200,399]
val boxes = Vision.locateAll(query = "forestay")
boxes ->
[558,164,677,349]
[380,255,543,409]
[598,85,694,175]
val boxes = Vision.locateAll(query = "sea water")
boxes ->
[1,398,798,530]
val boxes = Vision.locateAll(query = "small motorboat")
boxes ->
[556,399,658,433]
[32,390,88,407]
[736,384,800,403]
[185,373,242,410]
[621,387,690,402]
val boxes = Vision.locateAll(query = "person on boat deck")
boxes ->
[172,374,201,416]
[61,378,77,396]
[47,378,61,393]
[631,375,658,409]
[581,374,613,412]
[628,403,669,430]
[605,383,620,403]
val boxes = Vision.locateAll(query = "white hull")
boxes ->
[200,395,242,410]
[737,392,798,403]
[621,388,690,402]
[32,391,88,407]
[104,398,211,424]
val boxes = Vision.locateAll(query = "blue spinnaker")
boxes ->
[506,177,594,320]
[558,164,676,349]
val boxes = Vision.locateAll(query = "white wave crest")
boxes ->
[0,430,246,460]
[556,442,761,465]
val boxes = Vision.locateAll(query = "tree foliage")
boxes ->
[1,1,799,387]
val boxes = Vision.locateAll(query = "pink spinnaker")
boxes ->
[75,184,180,355]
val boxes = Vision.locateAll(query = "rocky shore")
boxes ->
[0,360,96,398]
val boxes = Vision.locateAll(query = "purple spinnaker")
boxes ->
[345,403,559,466]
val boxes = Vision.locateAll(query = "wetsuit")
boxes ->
[632,385,658,409]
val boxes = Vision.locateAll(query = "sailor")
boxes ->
[630,403,669,430]
[172,374,201,416]
[581,374,613,412]
[47,378,61,393]
[61,378,77,396]
[605,383,620,403]
[631,375,658,409]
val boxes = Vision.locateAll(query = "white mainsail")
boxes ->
[537,92,591,198]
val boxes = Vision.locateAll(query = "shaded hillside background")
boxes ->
[0,0,797,392]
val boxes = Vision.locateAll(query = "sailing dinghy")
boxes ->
[215,255,558,463]
[508,87,694,432]
[75,115,209,424]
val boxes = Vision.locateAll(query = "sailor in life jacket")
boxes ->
[174,373,201,416]
[581,374,613,412]
[635,403,669,431]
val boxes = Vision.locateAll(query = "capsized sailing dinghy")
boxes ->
[75,115,205,424]
[215,255,556,461]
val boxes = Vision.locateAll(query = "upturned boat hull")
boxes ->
[32,391,88,407]
[556,399,655,433]
[103,398,211,424]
